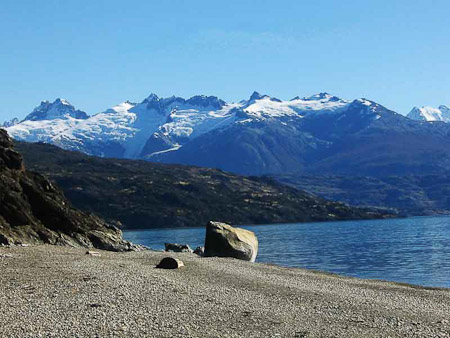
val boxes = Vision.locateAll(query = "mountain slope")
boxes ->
[0,129,136,250]
[144,93,352,175]
[276,174,450,216]
[297,100,450,176]
[151,98,450,176]
[14,141,387,229]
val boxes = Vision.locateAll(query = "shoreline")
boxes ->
[260,261,450,292]
[1,245,449,337]
[123,215,450,290]
[121,212,407,232]
[123,213,450,234]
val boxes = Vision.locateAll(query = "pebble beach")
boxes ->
[1,245,449,338]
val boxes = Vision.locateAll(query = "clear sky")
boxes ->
[1,0,449,121]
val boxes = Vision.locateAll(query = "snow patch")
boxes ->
[407,105,450,123]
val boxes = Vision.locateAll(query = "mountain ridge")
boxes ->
[5,92,450,178]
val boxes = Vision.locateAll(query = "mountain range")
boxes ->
[4,92,450,177]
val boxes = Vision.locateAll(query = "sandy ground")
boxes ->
[0,245,449,338]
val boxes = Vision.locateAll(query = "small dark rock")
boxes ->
[194,246,205,256]
[86,250,101,256]
[165,243,193,253]
[0,234,11,246]
[156,257,184,269]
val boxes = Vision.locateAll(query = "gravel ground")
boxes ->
[0,245,449,338]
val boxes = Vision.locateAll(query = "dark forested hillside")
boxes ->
[15,141,387,229]
[277,174,450,216]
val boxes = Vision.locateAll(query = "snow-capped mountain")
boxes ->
[148,96,398,175]
[24,98,89,121]
[6,91,351,160]
[6,91,450,176]
[6,94,239,158]
[5,99,87,145]
[235,91,348,120]
[407,105,450,122]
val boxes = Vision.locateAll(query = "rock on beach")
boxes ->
[156,257,185,269]
[204,221,258,262]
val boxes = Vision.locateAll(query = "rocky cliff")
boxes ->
[0,129,136,251]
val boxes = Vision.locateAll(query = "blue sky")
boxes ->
[1,0,449,121]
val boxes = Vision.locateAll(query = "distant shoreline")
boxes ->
[121,213,402,231]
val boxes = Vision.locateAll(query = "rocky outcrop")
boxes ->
[165,243,193,253]
[194,246,205,256]
[204,221,258,262]
[0,129,137,251]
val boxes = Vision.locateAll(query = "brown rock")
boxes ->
[204,221,258,262]
[156,257,184,269]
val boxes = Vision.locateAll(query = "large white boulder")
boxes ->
[204,221,258,262]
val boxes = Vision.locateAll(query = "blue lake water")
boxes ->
[124,216,450,288]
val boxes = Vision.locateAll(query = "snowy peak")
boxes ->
[438,105,450,113]
[138,93,183,114]
[242,92,349,119]
[143,93,159,103]
[354,98,375,106]
[346,99,382,117]
[2,118,19,128]
[302,92,342,102]
[249,91,265,101]
[23,98,89,121]
[248,91,281,103]
[345,99,393,121]
[185,95,226,109]
[407,105,450,123]
[106,101,136,114]
[138,93,226,114]
[55,98,70,105]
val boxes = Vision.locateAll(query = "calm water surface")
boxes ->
[124,216,450,288]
